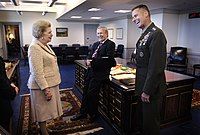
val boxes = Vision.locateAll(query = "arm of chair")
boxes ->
[167,56,172,64]
[167,63,187,68]
[186,57,188,66]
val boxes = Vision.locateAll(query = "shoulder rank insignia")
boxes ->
[152,27,156,31]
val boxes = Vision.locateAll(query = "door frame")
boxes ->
[84,24,99,46]
[0,22,23,59]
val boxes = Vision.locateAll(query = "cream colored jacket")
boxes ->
[27,39,61,90]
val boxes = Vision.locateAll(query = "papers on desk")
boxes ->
[110,68,127,75]
[110,64,136,75]
[111,64,136,86]
[112,74,135,86]
[112,74,135,80]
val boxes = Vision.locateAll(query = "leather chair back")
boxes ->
[72,44,81,48]
[167,46,188,73]
[168,47,187,65]
[115,44,124,58]
[78,46,89,59]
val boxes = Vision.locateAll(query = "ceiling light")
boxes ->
[88,8,102,12]
[71,16,82,19]
[0,2,6,7]
[91,17,102,19]
[114,10,131,13]
[17,11,23,15]
[10,0,19,6]
[42,11,47,16]
[21,0,42,4]
[47,0,57,7]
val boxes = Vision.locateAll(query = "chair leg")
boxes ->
[193,68,195,76]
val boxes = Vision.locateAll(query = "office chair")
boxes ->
[59,44,68,51]
[51,47,63,63]
[72,44,81,48]
[193,64,200,77]
[115,44,124,58]
[167,46,188,73]
[127,51,136,68]
[78,46,89,60]
[63,46,76,63]
[59,44,68,47]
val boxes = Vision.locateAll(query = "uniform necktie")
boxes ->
[92,42,103,58]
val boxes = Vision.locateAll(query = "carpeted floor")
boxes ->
[192,89,200,109]
[17,88,103,135]
[12,60,200,135]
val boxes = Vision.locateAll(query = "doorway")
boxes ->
[4,25,21,59]
[84,24,99,46]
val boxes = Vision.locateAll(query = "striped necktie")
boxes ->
[92,42,103,58]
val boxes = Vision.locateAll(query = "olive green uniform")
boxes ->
[135,23,167,135]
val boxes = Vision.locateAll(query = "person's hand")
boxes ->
[141,92,150,103]
[11,83,19,94]
[85,59,91,67]
[14,87,19,94]
[43,88,52,101]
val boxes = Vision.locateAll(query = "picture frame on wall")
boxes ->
[116,28,123,39]
[56,28,68,37]
[108,28,114,39]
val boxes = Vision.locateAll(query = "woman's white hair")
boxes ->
[32,20,51,38]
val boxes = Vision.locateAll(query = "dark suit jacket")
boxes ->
[135,23,167,98]
[0,56,16,119]
[88,39,116,80]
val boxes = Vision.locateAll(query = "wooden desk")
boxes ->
[6,60,20,86]
[74,59,195,135]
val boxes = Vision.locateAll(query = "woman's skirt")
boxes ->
[30,85,63,122]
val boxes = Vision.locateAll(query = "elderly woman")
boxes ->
[27,20,63,135]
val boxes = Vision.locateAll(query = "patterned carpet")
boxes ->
[192,89,200,109]
[17,88,103,135]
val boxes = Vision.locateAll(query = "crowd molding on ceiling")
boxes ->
[56,0,86,20]
[10,0,19,6]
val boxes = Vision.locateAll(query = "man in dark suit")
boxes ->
[132,5,167,135]
[71,26,116,121]
[0,56,19,132]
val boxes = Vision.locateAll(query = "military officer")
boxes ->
[132,4,167,135]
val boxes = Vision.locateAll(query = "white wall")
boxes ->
[162,13,179,52]
[1,10,200,61]
[127,18,140,48]
[100,19,128,48]
[151,13,163,29]
[0,11,86,47]
[178,14,200,55]
[177,14,200,69]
